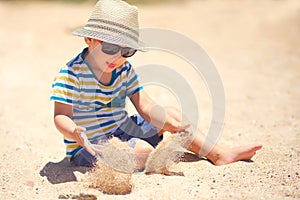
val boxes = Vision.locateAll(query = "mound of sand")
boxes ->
[86,160,133,195]
[145,131,193,176]
[96,137,136,173]
[85,138,135,195]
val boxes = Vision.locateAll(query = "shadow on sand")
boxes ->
[39,158,91,184]
[40,153,207,183]
[177,152,207,163]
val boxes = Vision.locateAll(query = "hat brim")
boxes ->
[72,28,148,52]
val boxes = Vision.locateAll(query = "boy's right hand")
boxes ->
[73,126,102,156]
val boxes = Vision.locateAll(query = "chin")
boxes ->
[104,68,115,73]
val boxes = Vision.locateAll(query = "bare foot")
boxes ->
[210,144,263,166]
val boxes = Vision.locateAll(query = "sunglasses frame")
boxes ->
[97,40,137,58]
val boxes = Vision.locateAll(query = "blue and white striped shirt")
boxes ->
[50,48,142,159]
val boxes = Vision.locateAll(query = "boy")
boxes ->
[51,0,262,168]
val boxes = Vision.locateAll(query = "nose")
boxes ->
[110,52,122,62]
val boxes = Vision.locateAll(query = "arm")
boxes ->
[130,90,189,133]
[54,101,77,139]
[53,101,98,155]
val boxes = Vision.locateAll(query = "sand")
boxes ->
[0,0,299,199]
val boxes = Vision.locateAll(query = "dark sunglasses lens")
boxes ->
[121,48,137,58]
[101,42,120,55]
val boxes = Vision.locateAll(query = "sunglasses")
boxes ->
[97,40,137,58]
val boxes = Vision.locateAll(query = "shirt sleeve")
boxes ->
[126,63,143,97]
[50,66,80,105]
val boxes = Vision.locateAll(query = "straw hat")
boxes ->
[72,0,145,51]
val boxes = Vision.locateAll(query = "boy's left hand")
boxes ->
[163,107,190,133]
[164,120,190,133]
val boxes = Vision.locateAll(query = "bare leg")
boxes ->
[162,107,262,165]
[188,133,262,166]
[133,140,154,170]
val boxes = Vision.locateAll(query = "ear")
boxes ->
[84,37,92,45]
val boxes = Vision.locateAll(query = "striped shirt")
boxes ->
[50,48,143,159]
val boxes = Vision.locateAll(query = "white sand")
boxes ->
[0,0,299,199]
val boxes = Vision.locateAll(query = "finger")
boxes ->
[180,124,191,131]
[165,106,182,122]
[76,126,86,133]
[73,130,85,147]
[78,132,96,156]
[169,123,191,134]
[79,132,89,144]
[167,118,181,133]
[91,144,103,154]
[84,145,96,156]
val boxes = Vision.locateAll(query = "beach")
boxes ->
[0,0,299,199]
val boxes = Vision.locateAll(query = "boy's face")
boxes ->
[85,38,127,73]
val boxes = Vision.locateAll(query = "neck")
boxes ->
[99,72,112,85]
[84,50,113,84]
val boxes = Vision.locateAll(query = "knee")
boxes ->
[134,141,154,155]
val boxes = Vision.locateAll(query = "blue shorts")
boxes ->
[71,115,162,167]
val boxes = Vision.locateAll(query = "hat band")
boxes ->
[88,18,139,36]
[85,23,139,43]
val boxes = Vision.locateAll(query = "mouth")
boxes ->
[106,62,116,69]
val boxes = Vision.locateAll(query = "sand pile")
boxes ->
[145,131,193,176]
[85,131,193,194]
[96,137,137,173]
[85,137,136,195]
[86,160,133,195]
